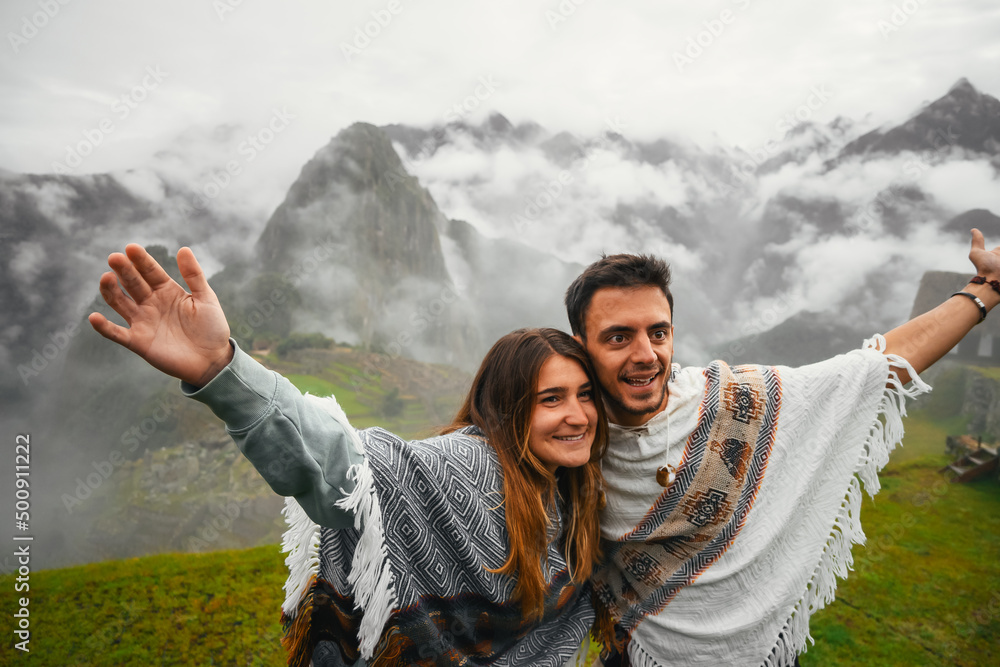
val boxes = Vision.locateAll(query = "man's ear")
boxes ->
[573,333,583,345]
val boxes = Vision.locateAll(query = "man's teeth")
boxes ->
[626,377,654,386]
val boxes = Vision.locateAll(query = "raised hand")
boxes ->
[970,228,1000,280]
[88,244,234,387]
[882,229,1000,384]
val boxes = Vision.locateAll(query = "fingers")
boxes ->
[125,243,175,291]
[108,251,154,303]
[88,312,133,349]
[97,271,139,323]
[971,228,985,253]
[176,247,212,298]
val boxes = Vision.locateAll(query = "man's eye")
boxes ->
[609,334,625,344]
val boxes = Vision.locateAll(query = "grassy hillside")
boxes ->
[3,406,997,665]
[802,409,1000,666]
[262,344,470,438]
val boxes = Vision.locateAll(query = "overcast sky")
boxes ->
[1,0,998,184]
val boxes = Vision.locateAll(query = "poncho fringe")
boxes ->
[280,393,397,661]
[759,335,931,667]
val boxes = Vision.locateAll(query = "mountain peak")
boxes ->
[255,121,449,284]
[948,77,976,95]
[839,77,1000,159]
[483,111,514,134]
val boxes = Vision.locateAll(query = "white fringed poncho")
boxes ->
[595,336,929,667]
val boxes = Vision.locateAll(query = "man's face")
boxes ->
[578,285,674,427]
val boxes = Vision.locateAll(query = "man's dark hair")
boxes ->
[564,253,673,339]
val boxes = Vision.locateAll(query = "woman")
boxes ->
[89,244,608,666]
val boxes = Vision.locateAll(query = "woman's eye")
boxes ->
[579,390,593,401]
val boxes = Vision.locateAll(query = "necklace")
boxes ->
[655,378,676,487]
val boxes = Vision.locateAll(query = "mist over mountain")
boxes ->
[389,80,998,362]
[841,78,1000,160]
[3,77,999,568]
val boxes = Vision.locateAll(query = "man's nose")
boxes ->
[630,335,656,365]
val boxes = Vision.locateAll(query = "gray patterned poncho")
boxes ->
[280,404,593,667]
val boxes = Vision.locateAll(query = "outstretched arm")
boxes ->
[90,244,363,529]
[88,243,233,387]
[883,229,1000,384]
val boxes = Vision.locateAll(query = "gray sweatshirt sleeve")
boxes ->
[180,340,364,530]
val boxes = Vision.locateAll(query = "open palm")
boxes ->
[88,244,234,387]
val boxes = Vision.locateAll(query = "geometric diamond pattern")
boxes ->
[314,425,593,666]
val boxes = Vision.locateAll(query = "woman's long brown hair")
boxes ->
[442,328,608,620]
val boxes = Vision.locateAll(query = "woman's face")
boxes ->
[527,354,598,473]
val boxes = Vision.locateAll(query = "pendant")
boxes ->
[656,465,676,487]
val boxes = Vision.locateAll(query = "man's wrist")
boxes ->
[962,281,1000,315]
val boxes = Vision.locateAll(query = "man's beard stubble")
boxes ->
[602,363,669,418]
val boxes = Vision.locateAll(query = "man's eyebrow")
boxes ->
[597,322,671,337]
[597,324,637,337]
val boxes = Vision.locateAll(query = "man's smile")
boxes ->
[622,367,662,388]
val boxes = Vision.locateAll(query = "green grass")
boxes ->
[0,546,287,666]
[889,410,972,464]
[801,405,1000,666]
[284,373,374,418]
[272,348,467,439]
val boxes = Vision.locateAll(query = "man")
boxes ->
[564,230,1000,666]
